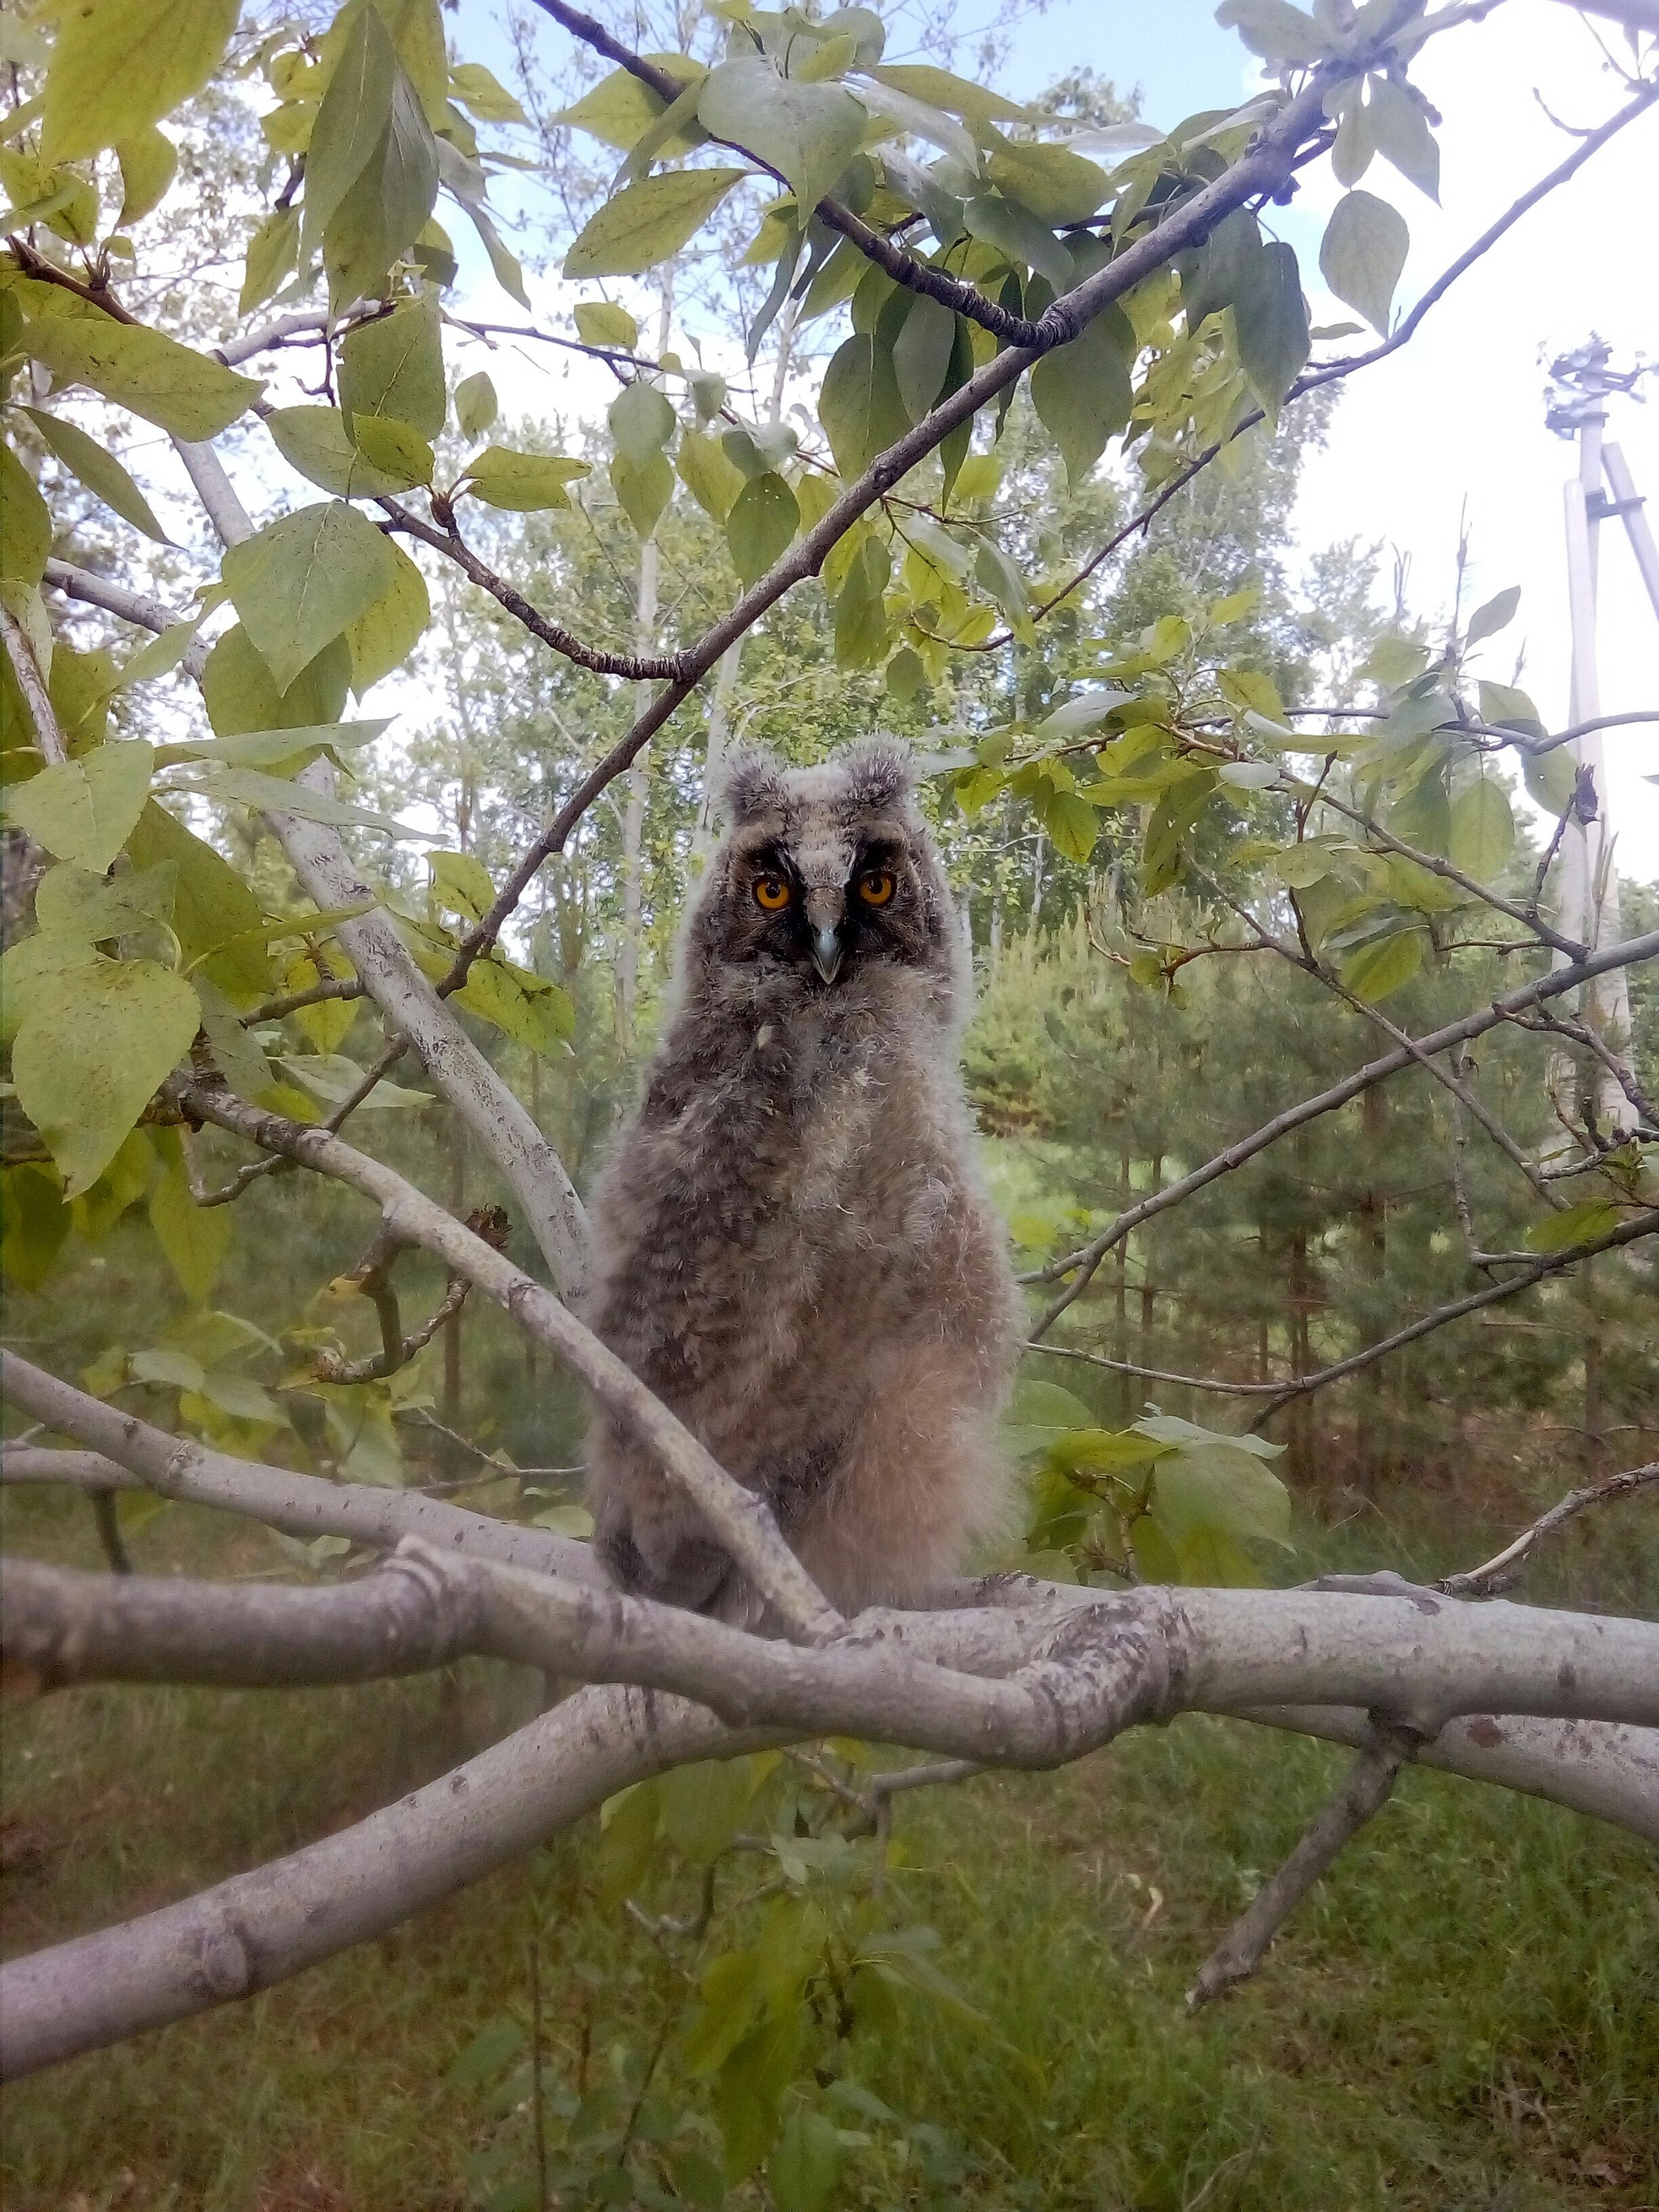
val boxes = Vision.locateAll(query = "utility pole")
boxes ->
[1544,339,1658,1136]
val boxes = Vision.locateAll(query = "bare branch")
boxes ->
[2,1572,1654,2078]
[1022,1340,1287,1396]
[1439,1462,1659,1598]
[1508,1006,1659,1129]
[0,1360,595,1581]
[0,600,66,765]
[1027,927,1659,1329]
[1185,1716,1423,2009]
[168,1075,843,1642]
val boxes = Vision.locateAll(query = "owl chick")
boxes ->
[582,737,1019,1619]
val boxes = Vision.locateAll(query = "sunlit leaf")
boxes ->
[40,0,238,161]
[564,168,749,279]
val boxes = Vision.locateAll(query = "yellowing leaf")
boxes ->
[0,439,50,587]
[115,125,178,225]
[22,316,262,441]
[125,801,271,1002]
[266,406,416,498]
[339,293,446,437]
[343,540,429,694]
[12,956,201,1196]
[449,61,529,126]
[677,427,744,521]
[221,501,401,693]
[41,0,238,162]
[462,445,591,511]
[6,739,152,869]
[1340,927,1423,1002]
[454,369,498,441]
[348,412,433,487]
[564,168,748,279]
[1525,1199,1623,1255]
[147,1127,232,1303]
[574,300,638,352]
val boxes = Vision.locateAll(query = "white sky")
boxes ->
[438,0,1657,877]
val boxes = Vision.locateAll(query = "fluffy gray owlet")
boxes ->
[582,738,1020,1617]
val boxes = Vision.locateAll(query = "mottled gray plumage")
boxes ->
[582,738,1019,1617]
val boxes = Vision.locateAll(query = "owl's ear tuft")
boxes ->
[718,744,789,825]
[840,736,917,814]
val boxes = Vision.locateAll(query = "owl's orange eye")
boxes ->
[753,875,791,911]
[857,870,896,907]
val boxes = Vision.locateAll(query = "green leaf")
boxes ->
[867,63,1031,125]
[717,2014,804,2181]
[147,1127,231,1304]
[661,1758,759,1865]
[833,532,890,669]
[2,1161,70,1291]
[186,765,433,842]
[203,626,348,739]
[344,540,429,693]
[1446,778,1514,879]
[983,138,1107,227]
[221,501,402,693]
[453,370,498,443]
[158,720,390,772]
[300,6,397,259]
[339,294,446,438]
[12,956,201,1196]
[677,427,745,521]
[35,858,174,944]
[240,205,301,317]
[463,202,531,309]
[449,61,529,126]
[1361,635,1429,689]
[1465,586,1520,647]
[126,801,271,1002]
[697,58,864,212]
[726,471,799,586]
[891,292,956,423]
[462,445,590,511]
[962,190,1071,290]
[818,330,909,483]
[348,413,433,488]
[266,406,417,498]
[1525,1199,1623,1255]
[40,0,238,161]
[610,449,673,539]
[769,2110,843,2212]
[0,440,50,587]
[321,0,448,126]
[21,316,261,441]
[280,1052,427,1108]
[564,168,748,279]
[6,740,151,869]
[115,126,177,226]
[574,300,639,352]
[1522,744,1576,817]
[1043,789,1100,865]
[25,408,168,541]
[1215,0,1326,62]
[608,375,677,464]
[194,970,279,1099]
[1031,302,1134,490]
[1232,239,1309,410]
[1366,75,1439,201]
[1319,190,1407,338]
[320,61,439,309]
[1340,927,1423,1002]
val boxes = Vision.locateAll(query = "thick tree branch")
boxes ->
[166,1075,842,1642]
[1027,927,1659,1328]
[2,1575,1653,2078]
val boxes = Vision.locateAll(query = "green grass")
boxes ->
[2,1481,1656,2212]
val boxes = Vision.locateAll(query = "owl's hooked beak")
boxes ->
[804,887,846,983]
[810,922,844,984]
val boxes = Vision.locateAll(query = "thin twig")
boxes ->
[1438,1463,1659,1598]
